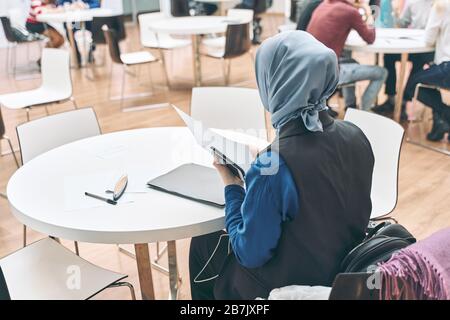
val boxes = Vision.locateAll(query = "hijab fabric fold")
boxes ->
[255,31,339,132]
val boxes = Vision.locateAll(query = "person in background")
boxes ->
[189,31,374,300]
[192,1,218,15]
[373,0,435,117]
[57,0,101,65]
[375,0,394,27]
[403,0,450,141]
[307,0,388,111]
[26,0,65,50]
[57,0,100,9]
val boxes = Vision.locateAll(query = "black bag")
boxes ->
[12,25,44,42]
[340,222,416,273]
[0,266,10,301]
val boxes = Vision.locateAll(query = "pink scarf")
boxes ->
[378,227,450,300]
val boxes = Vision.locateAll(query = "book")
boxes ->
[173,105,255,179]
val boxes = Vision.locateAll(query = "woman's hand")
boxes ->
[213,156,244,187]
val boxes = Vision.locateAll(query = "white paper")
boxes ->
[173,106,254,172]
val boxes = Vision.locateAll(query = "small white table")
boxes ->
[37,8,113,68]
[149,16,231,86]
[345,28,435,122]
[7,127,229,300]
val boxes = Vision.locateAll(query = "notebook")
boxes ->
[147,163,226,208]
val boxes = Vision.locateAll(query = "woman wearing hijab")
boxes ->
[189,31,375,300]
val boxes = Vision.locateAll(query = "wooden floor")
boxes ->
[0,15,449,300]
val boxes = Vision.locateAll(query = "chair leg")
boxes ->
[26,108,31,122]
[159,49,171,89]
[13,44,18,77]
[5,136,19,168]
[108,282,136,300]
[70,96,78,109]
[6,45,10,75]
[107,62,114,100]
[26,42,30,64]
[45,106,50,116]
[222,59,231,86]
[74,241,80,256]
[23,225,27,247]
[120,65,127,110]
[148,63,155,93]
[154,242,168,263]
[226,59,231,86]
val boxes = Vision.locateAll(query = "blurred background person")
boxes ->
[373,0,435,118]
[26,0,65,51]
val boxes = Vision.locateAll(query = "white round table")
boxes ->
[345,28,435,122]
[37,8,113,68]
[7,127,230,300]
[149,16,233,86]
[37,8,114,24]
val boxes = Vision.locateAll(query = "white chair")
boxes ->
[0,49,77,122]
[16,108,101,250]
[191,87,267,140]
[103,25,169,111]
[0,238,135,300]
[201,22,253,86]
[202,9,254,49]
[344,109,405,220]
[137,11,191,85]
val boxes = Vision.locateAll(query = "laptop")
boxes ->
[147,163,226,208]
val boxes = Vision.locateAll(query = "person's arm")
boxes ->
[218,152,300,269]
[424,6,441,47]
[350,8,376,44]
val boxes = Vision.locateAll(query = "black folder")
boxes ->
[147,163,226,208]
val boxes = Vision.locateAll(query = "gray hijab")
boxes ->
[255,31,339,132]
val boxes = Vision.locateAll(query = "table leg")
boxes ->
[394,53,409,122]
[134,243,155,300]
[191,35,202,87]
[66,23,79,69]
[167,240,180,300]
[81,22,89,68]
[131,0,138,25]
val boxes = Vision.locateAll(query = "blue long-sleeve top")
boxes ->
[224,151,300,269]
[57,0,101,9]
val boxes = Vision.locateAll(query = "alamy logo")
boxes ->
[66,265,81,290]
[366,265,382,290]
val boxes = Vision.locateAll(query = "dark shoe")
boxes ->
[328,108,339,118]
[400,110,408,121]
[427,119,450,141]
[372,100,394,114]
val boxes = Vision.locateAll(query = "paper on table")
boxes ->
[173,105,254,172]
[63,172,135,212]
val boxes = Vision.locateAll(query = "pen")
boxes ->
[84,192,117,205]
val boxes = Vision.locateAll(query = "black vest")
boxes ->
[215,111,374,299]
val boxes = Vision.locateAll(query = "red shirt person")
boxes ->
[307,0,375,57]
[306,0,386,111]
